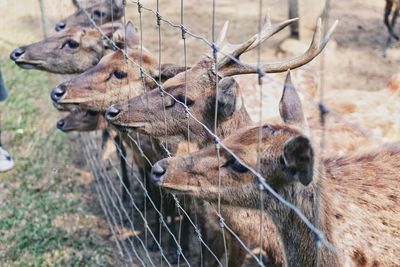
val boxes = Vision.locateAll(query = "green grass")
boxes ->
[0,51,114,266]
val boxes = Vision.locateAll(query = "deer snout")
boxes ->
[56,119,65,130]
[55,21,66,32]
[51,85,66,102]
[10,47,25,61]
[151,160,167,185]
[105,105,121,121]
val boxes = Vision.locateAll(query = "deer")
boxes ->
[57,109,134,203]
[49,21,197,263]
[384,0,400,41]
[55,0,124,32]
[150,71,400,266]
[105,15,337,266]
[56,109,105,133]
[10,22,124,74]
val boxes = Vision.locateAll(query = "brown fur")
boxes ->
[11,23,123,74]
[157,123,400,266]
[56,0,124,31]
[154,82,400,266]
[57,110,105,132]
[51,21,187,112]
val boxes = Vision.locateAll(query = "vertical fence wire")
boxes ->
[67,1,400,266]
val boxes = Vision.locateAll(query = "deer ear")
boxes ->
[100,22,124,48]
[125,21,140,48]
[71,0,80,9]
[217,77,239,118]
[154,64,189,82]
[111,0,124,16]
[282,135,314,186]
[279,71,309,134]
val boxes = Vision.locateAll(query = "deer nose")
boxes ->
[51,85,66,102]
[56,119,65,130]
[105,105,121,121]
[55,21,66,32]
[10,47,25,61]
[151,161,167,185]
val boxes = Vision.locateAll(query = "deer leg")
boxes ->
[146,179,163,252]
[114,135,130,203]
[391,4,400,40]
[227,238,248,267]
[385,1,399,40]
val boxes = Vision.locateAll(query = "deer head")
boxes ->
[56,109,105,132]
[10,22,123,74]
[55,0,124,32]
[149,71,314,204]
[106,16,337,147]
[50,21,187,111]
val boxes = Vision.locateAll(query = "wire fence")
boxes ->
[65,0,400,266]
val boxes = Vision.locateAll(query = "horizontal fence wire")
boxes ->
[72,0,400,266]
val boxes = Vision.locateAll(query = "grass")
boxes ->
[0,49,115,266]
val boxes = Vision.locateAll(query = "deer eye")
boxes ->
[223,156,249,173]
[62,39,79,49]
[177,95,194,107]
[93,10,106,18]
[113,69,127,79]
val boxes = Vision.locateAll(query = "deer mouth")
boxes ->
[52,102,69,111]
[14,60,43,69]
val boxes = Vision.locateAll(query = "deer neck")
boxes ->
[266,173,339,266]
[217,104,251,139]
[199,91,251,148]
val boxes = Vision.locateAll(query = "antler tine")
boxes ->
[217,15,299,69]
[216,21,229,47]
[219,18,338,77]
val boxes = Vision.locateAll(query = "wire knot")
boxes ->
[176,246,183,256]
[180,25,187,39]
[156,12,161,26]
[256,176,266,191]
[256,67,265,78]
[184,106,190,118]
[318,102,330,125]
[214,137,221,146]
[218,216,225,228]
[137,2,142,13]
[195,228,202,239]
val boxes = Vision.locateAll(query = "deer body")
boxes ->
[151,72,400,266]
[107,17,338,265]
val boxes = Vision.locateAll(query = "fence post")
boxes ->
[298,0,325,41]
[38,0,49,38]
[288,0,300,39]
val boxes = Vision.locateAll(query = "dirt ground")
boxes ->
[1,0,399,266]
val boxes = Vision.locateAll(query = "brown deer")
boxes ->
[50,21,186,111]
[151,72,400,266]
[105,16,336,266]
[56,109,105,132]
[56,109,134,202]
[10,22,123,74]
[49,21,195,263]
[384,0,400,41]
[55,0,124,32]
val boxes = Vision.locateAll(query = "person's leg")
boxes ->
[0,68,13,173]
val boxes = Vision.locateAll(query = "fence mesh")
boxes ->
[64,0,400,266]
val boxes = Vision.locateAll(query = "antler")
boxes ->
[216,12,298,67]
[217,17,338,77]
